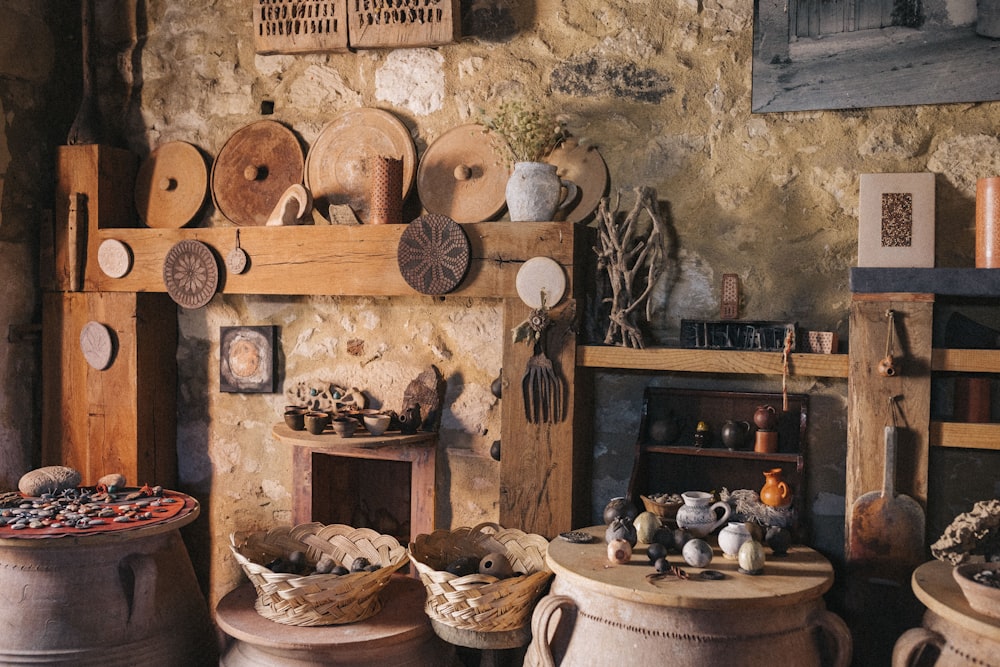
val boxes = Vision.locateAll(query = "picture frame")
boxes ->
[857,173,935,268]
[220,326,276,393]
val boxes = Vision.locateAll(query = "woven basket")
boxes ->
[408,523,552,633]
[230,522,407,626]
[641,494,683,521]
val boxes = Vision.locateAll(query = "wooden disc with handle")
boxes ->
[212,121,304,226]
[135,141,208,228]
[848,425,926,577]
[416,124,509,223]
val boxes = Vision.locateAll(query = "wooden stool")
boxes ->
[217,575,455,666]
[430,621,531,667]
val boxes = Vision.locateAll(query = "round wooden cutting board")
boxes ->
[134,141,208,228]
[211,121,304,226]
[545,139,609,223]
[416,124,509,223]
[305,108,416,224]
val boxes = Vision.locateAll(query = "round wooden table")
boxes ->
[893,560,1000,666]
[217,575,456,666]
[525,525,851,667]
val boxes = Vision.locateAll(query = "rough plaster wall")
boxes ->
[0,3,72,490]
[96,0,1000,607]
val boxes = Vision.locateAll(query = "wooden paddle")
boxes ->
[848,425,926,578]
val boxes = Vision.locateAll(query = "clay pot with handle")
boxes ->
[760,467,792,508]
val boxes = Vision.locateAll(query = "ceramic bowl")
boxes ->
[953,562,1000,619]
[364,413,391,437]
[283,408,307,431]
[303,411,330,435]
[330,417,357,438]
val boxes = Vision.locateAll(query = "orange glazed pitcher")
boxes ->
[760,467,792,508]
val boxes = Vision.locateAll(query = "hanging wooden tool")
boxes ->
[849,396,926,578]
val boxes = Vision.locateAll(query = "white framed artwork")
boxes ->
[858,173,935,268]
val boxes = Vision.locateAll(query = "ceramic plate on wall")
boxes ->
[397,214,470,295]
[163,239,219,309]
[97,239,133,279]
[516,256,566,309]
[305,108,417,223]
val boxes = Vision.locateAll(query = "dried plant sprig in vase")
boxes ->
[484,101,568,164]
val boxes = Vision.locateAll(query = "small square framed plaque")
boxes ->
[858,173,935,268]
[220,326,276,393]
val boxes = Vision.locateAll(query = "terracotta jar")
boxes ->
[760,467,792,508]
[754,404,778,430]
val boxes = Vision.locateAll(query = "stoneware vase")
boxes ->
[505,161,578,222]
[675,491,731,538]
[718,521,753,559]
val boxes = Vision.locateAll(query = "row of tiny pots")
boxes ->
[655,404,783,453]
[283,407,398,437]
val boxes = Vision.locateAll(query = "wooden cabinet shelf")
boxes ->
[929,421,1000,451]
[931,348,1000,373]
[577,345,848,378]
[640,445,804,470]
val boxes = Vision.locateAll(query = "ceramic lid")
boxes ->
[416,123,510,223]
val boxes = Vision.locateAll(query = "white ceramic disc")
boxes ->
[79,321,114,370]
[98,239,132,279]
[516,256,566,309]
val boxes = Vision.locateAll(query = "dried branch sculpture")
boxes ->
[594,186,669,348]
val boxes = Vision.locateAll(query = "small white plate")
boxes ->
[516,256,566,309]
[79,321,114,370]
[98,239,132,279]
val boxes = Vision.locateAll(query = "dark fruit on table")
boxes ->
[654,557,670,573]
[647,542,668,564]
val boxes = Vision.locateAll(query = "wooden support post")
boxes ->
[846,293,933,560]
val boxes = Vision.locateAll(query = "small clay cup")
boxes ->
[330,417,357,438]
[363,413,391,437]
[284,408,307,431]
[304,411,330,435]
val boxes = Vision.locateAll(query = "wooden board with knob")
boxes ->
[211,121,304,226]
[135,141,208,228]
[416,124,509,223]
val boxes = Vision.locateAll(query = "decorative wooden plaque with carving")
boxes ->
[253,0,349,54]
[347,0,460,48]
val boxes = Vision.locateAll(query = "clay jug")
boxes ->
[720,420,750,450]
[505,162,578,222]
[760,467,792,508]
[754,404,778,430]
[675,491,731,538]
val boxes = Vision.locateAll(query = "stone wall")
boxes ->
[3,0,1000,616]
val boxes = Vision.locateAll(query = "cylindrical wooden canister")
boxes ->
[368,155,403,225]
[975,177,1000,268]
[954,376,992,423]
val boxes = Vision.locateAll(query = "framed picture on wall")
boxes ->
[220,326,277,393]
[857,172,935,268]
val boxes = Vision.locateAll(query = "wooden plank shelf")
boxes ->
[929,421,1000,451]
[86,222,580,299]
[932,348,1000,373]
[577,345,849,378]
[640,445,804,470]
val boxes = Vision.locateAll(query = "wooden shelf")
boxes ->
[640,445,804,470]
[929,421,1000,451]
[577,345,848,378]
[86,222,581,299]
[931,348,1000,373]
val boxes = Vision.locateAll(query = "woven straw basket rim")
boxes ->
[230,522,407,626]
[408,522,552,633]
